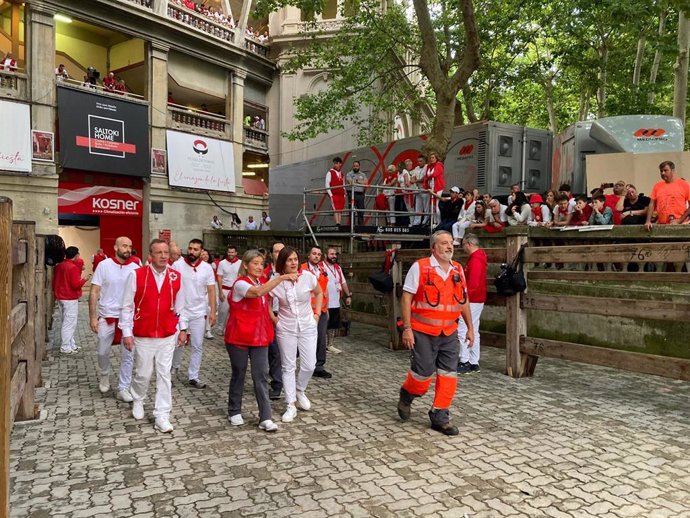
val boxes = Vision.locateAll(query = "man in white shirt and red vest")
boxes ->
[216,244,241,333]
[397,230,474,436]
[88,236,140,400]
[172,238,217,388]
[120,239,188,433]
[325,156,345,226]
[323,246,352,354]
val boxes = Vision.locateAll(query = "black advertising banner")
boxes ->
[57,86,149,177]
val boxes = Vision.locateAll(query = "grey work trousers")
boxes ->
[225,344,272,422]
[314,312,329,372]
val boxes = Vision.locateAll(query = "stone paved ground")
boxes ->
[9,297,690,518]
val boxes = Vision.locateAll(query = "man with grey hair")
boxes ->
[457,234,487,374]
[168,241,182,264]
[397,230,474,435]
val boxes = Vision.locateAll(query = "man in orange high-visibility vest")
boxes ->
[397,230,474,435]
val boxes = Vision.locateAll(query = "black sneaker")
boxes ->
[457,361,472,374]
[469,363,480,373]
[312,370,332,379]
[189,379,207,389]
[397,388,412,421]
[430,421,459,436]
[269,389,282,400]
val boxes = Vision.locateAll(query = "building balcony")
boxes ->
[243,126,268,153]
[168,104,231,139]
[166,2,235,45]
[119,0,153,9]
[245,39,269,58]
[0,69,28,101]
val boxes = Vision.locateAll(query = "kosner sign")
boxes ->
[58,184,143,217]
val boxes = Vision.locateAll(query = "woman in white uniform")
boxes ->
[270,247,323,423]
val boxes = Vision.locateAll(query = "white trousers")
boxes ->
[452,220,472,240]
[387,195,396,224]
[277,326,317,405]
[58,299,79,351]
[172,315,206,380]
[130,335,176,419]
[413,192,430,226]
[96,319,134,391]
[218,288,231,332]
[458,302,484,364]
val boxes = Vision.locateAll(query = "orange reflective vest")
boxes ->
[300,262,329,313]
[410,257,467,336]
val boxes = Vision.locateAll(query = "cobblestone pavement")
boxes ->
[9,297,690,518]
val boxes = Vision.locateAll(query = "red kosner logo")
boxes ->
[92,198,140,211]
[459,145,474,156]
[633,128,667,138]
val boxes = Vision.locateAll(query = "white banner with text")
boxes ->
[0,100,31,173]
[166,130,235,192]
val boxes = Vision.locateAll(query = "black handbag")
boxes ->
[368,249,396,293]
[494,245,527,296]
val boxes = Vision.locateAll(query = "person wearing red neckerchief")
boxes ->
[171,239,217,389]
[120,239,188,434]
[53,246,88,354]
[301,246,332,378]
[425,152,446,226]
[88,236,140,400]
[325,156,345,226]
[92,248,108,273]
[216,244,241,333]
[261,241,286,400]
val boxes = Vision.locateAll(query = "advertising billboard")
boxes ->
[57,86,149,177]
[58,183,143,217]
[166,130,235,192]
[0,100,31,173]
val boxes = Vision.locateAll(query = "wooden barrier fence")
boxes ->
[341,226,690,382]
[0,197,53,517]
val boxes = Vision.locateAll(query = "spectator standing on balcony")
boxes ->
[53,246,87,354]
[104,72,116,92]
[622,185,650,225]
[81,75,96,90]
[383,164,398,225]
[259,211,271,230]
[1,52,17,71]
[211,215,223,229]
[410,155,429,226]
[55,64,69,82]
[645,161,690,231]
[257,118,266,130]
[244,216,258,230]
[325,157,346,226]
[346,160,367,225]
[114,78,126,95]
[457,234,486,374]
[167,91,175,104]
[426,152,445,224]
[244,115,251,126]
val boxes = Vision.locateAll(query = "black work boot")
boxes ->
[397,388,414,421]
[428,409,459,436]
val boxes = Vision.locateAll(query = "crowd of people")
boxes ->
[52,236,360,434]
[326,157,690,242]
[210,212,271,231]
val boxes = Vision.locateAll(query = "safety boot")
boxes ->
[397,388,413,421]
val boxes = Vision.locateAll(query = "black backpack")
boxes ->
[494,245,527,296]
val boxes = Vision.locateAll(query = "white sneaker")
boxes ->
[154,418,174,433]
[327,345,342,354]
[229,414,244,426]
[453,240,461,246]
[282,405,298,423]
[132,400,144,420]
[259,419,278,432]
[205,331,214,339]
[99,374,110,393]
[60,348,74,354]
[296,391,311,411]
[116,389,133,403]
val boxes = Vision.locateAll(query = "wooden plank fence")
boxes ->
[341,226,690,382]
[1,197,53,516]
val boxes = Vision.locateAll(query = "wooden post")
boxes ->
[504,228,529,378]
[34,236,46,387]
[0,197,13,518]
[13,222,37,421]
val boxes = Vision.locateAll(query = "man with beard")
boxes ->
[397,231,474,436]
[120,239,188,433]
[88,236,140,399]
[262,241,285,399]
[301,246,331,378]
[216,245,241,332]
[171,239,217,388]
[345,160,367,225]
[323,247,352,355]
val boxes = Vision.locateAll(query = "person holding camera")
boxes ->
[397,231,474,436]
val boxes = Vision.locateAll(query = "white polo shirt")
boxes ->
[403,255,459,294]
[323,261,345,309]
[217,258,241,289]
[91,258,140,318]
[172,258,215,319]
[270,271,318,334]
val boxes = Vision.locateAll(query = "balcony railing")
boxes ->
[120,0,153,9]
[245,38,269,58]
[0,69,28,100]
[244,126,268,152]
[59,78,148,103]
[167,2,235,44]
[168,104,231,138]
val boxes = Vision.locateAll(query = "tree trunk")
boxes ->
[544,79,558,133]
[649,9,668,104]
[633,32,646,87]
[596,44,608,118]
[454,98,465,126]
[578,90,590,121]
[463,86,478,123]
[422,89,456,161]
[673,10,689,125]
